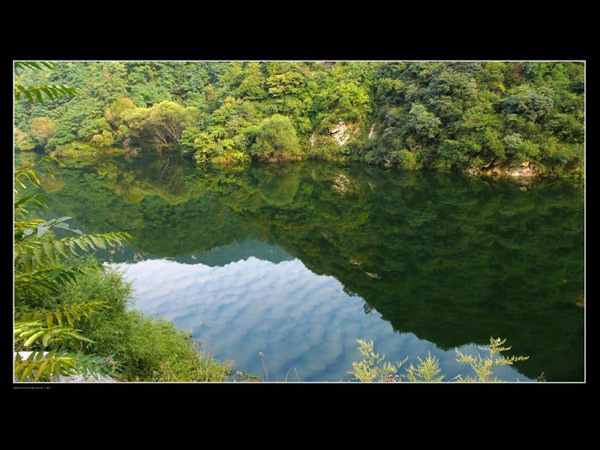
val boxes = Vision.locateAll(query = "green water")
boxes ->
[36,151,584,381]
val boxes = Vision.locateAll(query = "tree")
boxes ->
[31,117,55,145]
[14,127,35,151]
[105,97,136,126]
[14,61,584,177]
[235,62,267,101]
[501,84,554,123]
[121,101,198,150]
[408,103,441,140]
[250,115,302,161]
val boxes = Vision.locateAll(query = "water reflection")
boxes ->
[118,250,530,382]
[40,152,584,381]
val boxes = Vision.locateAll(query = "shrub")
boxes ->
[50,266,233,381]
[31,117,56,143]
[14,127,35,151]
[388,149,421,170]
[250,115,303,162]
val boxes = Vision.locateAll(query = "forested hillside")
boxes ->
[14,61,584,176]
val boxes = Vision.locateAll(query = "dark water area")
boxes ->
[35,151,585,381]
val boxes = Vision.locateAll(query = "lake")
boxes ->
[36,151,585,381]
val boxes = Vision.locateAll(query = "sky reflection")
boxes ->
[116,245,530,382]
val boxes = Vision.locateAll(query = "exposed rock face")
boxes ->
[368,124,376,139]
[481,161,536,178]
[330,120,357,146]
[507,161,535,177]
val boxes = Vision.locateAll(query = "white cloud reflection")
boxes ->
[116,257,531,382]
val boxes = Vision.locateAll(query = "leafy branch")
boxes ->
[15,302,107,351]
[14,155,61,193]
[14,350,119,382]
[14,61,55,71]
[15,84,78,105]
[13,61,125,383]
[17,301,108,330]
[14,61,76,104]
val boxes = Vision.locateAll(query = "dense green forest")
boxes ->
[14,61,584,177]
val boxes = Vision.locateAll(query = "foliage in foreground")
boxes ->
[14,350,118,382]
[14,62,235,382]
[348,337,530,382]
[14,158,231,382]
[37,267,233,382]
[14,155,132,381]
[13,64,132,381]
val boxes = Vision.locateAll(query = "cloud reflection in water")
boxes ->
[117,255,530,382]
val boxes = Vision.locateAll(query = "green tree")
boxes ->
[408,103,441,140]
[30,117,55,148]
[121,101,198,150]
[250,115,302,161]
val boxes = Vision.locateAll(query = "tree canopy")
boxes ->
[15,61,584,177]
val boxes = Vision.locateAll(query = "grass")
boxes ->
[18,263,234,382]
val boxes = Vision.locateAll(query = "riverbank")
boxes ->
[14,265,235,382]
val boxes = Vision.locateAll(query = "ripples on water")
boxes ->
[117,251,530,381]
[38,152,584,381]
